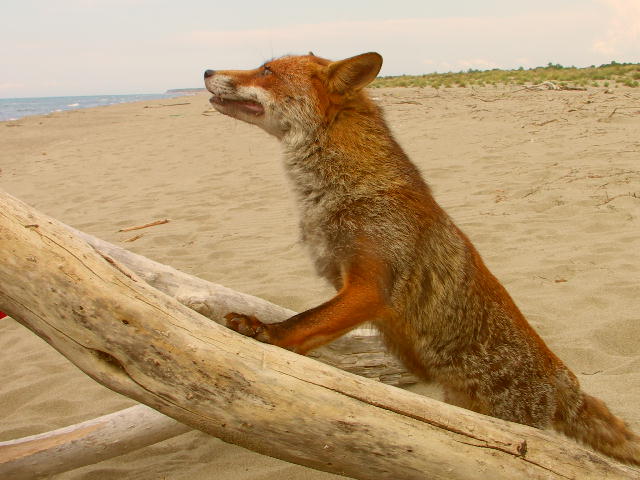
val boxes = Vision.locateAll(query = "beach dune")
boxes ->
[0,86,639,478]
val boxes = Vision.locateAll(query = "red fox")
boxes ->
[204,52,640,466]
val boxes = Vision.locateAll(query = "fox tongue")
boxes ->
[237,100,264,115]
[210,95,264,116]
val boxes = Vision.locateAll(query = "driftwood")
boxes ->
[1,203,414,479]
[71,226,417,387]
[0,405,188,480]
[1,208,415,478]
[0,189,638,480]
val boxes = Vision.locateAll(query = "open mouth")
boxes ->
[209,95,264,116]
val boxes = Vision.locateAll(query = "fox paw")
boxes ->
[224,312,270,342]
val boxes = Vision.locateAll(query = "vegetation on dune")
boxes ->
[371,61,640,89]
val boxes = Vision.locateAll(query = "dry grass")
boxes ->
[371,62,640,89]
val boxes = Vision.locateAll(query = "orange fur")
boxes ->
[205,52,640,466]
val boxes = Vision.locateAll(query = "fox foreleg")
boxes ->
[225,260,388,354]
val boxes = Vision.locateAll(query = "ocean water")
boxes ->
[0,93,184,122]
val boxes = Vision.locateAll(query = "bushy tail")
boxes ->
[555,390,640,466]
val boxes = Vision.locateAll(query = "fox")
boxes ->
[203,51,640,466]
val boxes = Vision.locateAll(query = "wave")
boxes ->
[0,93,184,122]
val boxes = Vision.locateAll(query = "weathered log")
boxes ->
[0,226,415,479]
[70,227,417,386]
[0,405,188,480]
[0,189,638,480]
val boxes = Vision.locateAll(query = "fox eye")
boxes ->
[261,65,273,76]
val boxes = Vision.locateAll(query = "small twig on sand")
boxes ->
[532,118,560,127]
[522,168,579,198]
[603,105,640,120]
[124,233,145,243]
[472,81,588,102]
[597,192,640,206]
[472,94,508,103]
[118,219,169,233]
[144,103,191,108]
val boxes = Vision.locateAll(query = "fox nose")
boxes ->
[204,69,216,79]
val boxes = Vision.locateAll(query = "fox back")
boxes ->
[205,52,640,466]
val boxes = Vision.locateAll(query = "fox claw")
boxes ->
[224,312,269,341]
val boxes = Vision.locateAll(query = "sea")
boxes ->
[0,93,186,122]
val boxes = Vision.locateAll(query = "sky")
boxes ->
[1,0,639,98]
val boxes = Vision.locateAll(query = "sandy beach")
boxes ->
[1,85,639,478]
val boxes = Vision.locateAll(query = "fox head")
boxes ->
[203,52,382,140]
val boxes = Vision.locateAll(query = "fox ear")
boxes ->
[326,52,382,94]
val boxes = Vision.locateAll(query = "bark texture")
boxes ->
[0,405,188,480]
[71,227,417,386]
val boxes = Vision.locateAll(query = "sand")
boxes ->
[1,86,639,479]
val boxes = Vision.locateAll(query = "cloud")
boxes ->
[3,3,634,97]
[184,10,607,75]
[185,17,519,48]
[594,0,640,58]
[0,82,25,91]
[422,58,501,73]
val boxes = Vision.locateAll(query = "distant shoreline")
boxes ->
[0,93,186,122]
